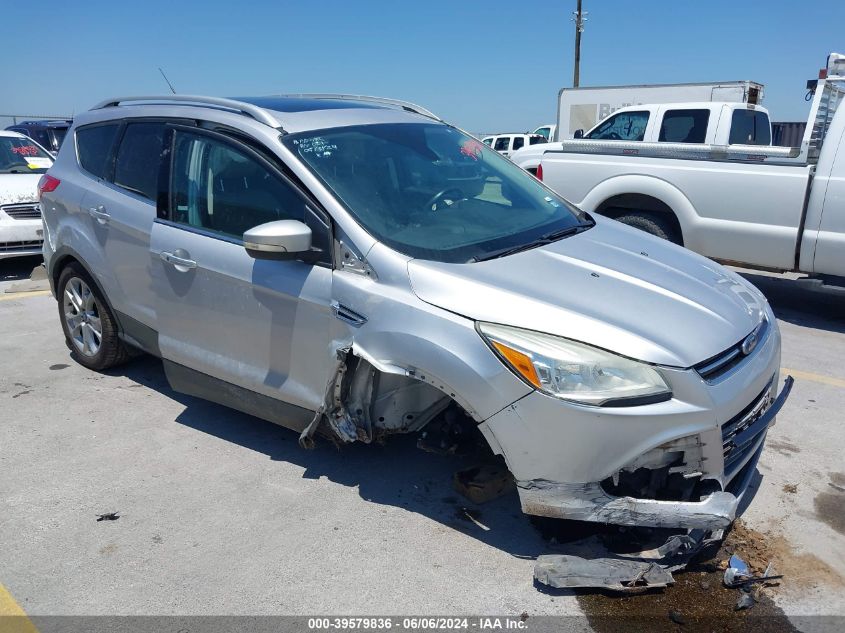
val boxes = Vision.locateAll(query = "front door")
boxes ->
[149,125,335,420]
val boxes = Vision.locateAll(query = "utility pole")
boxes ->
[572,0,587,87]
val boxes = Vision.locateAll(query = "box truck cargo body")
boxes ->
[557,81,763,140]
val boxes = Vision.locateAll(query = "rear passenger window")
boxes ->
[76,124,121,179]
[512,137,525,151]
[114,123,166,200]
[169,130,308,240]
[729,110,771,145]
[659,109,709,143]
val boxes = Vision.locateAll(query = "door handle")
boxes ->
[160,251,197,270]
[88,206,110,224]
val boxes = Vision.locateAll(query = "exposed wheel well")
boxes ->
[596,194,684,245]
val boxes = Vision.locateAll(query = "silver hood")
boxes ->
[407,218,766,367]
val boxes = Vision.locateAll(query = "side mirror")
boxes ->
[573,129,584,139]
[244,219,312,261]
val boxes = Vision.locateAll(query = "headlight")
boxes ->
[478,322,671,406]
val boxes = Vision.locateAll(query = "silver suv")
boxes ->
[40,95,791,529]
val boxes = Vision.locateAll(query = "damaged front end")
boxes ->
[517,376,794,530]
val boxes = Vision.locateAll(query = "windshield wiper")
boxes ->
[470,221,594,263]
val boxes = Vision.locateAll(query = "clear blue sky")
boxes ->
[1,0,842,132]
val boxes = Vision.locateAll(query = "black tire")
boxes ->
[614,211,682,245]
[57,262,130,371]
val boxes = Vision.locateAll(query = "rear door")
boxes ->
[150,124,335,415]
[77,120,166,329]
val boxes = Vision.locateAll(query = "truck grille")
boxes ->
[695,318,769,382]
[0,240,43,253]
[722,378,774,479]
[2,203,41,220]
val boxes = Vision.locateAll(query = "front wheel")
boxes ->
[57,263,130,371]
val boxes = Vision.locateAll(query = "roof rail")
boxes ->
[89,95,281,128]
[275,93,442,121]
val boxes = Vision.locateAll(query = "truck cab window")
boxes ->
[587,111,649,141]
[729,110,771,145]
[659,109,709,143]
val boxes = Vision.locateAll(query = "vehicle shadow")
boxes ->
[739,272,845,334]
[0,255,43,284]
[107,353,766,566]
[114,355,559,561]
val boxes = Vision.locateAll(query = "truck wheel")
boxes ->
[57,263,130,371]
[614,211,682,245]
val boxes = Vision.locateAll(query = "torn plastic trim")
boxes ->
[534,528,725,592]
[517,479,738,529]
[300,345,459,447]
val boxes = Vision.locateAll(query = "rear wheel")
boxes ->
[613,211,682,245]
[57,263,130,370]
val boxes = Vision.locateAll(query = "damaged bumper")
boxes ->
[518,375,792,529]
[519,482,740,530]
[479,320,789,528]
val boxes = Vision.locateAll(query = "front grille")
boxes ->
[1,203,41,220]
[0,239,42,253]
[721,378,774,479]
[695,318,769,381]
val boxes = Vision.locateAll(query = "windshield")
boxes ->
[285,123,586,263]
[0,136,53,174]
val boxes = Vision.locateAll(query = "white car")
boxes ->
[0,131,53,259]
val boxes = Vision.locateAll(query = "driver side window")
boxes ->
[169,130,306,239]
[587,111,649,141]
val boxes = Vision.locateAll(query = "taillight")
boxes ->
[37,174,60,199]
[535,163,543,181]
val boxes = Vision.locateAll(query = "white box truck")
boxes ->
[556,81,764,140]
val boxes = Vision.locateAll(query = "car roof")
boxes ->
[85,94,442,135]
[0,130,29,138]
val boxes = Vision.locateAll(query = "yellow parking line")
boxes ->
[0,583,39,633]
[0,290,51,302]
[783,367,845,389]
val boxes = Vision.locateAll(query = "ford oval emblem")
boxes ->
[741,331,759,356]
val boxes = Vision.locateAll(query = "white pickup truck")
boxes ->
[511,100,771,174]
[523,76,845,288]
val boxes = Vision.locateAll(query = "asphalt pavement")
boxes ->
[1,256,843,628]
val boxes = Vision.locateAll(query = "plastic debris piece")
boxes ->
[735,593,756,610]
[534,555,675,592]
[96,512,120,522]
[724,554,783,587]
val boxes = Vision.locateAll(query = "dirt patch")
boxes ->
[725,520,844,589]
[815,491,845,536]
[49,363,69,370]
[765,438,801,456]
[575,519,843,632]
[828,472,845,489]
